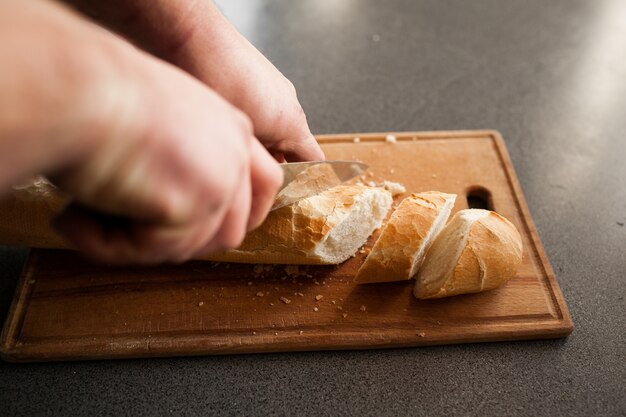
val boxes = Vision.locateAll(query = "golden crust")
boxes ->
[355,191,456,283]
[203,184,392,264]
[0,177,70,248]
[0,178,392,265]
[414,210,523,299]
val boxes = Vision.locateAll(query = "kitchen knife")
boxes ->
[271,160,368,210]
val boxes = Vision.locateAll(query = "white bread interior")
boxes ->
[414,209,523,299]
[203,184,393,265]
[354,191,456,283]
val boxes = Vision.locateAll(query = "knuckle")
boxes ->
[201,178,231,214]
[284,78,297,95]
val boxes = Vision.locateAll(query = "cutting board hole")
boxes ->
[466,186,494,211]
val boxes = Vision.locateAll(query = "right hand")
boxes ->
[52,56,283,264]
[0,0,283,264]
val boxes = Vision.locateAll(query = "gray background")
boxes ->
[1,0,625,416]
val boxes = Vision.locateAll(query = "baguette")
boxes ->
[205,184,393,264]
[0,180,393,265]
[355,191,456,283]
[414,209,523,299]
[0,177,69,248]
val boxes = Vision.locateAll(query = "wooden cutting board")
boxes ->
[0,130,573,362]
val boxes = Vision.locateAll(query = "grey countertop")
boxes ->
[1,0,625,416]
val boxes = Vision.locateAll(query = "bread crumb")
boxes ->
[360,305,367,312]
[280,296,292,304]
[275,332,278,336]
[315,294,323,301]
[431,173,437,179]
[299,330,304,335]
[337,306,343,310]
[367,181,377,187]
[253,331,257,335]
[383,181,406,196]
[198,301,204,307]
[417,332,426,337]
[353,137,361,143]
[385,134,397,143]
[331,300,336,305]
[389,168,395,174]
[342,313,348,318]
[313,307,319,312]
[269,303,274,306]
[256,291,265,297]
[296,292,304,297]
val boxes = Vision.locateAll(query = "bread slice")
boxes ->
[414,209,523,299]
[203,184,393,265]
[354,191,456,284]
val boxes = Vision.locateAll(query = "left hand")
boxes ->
[63,0,325,163]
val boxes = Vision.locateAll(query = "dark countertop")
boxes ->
[1,0,625,415]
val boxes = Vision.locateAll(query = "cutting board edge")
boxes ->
[0,248,36,361]
[1,316,573,363]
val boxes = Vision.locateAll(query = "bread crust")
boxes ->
[414,209,523,299]
[355,191,456,283]
[203,184,392,264]
[0,180,392,265]
[0,177,69,248]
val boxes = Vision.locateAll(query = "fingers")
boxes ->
[54,136,285,264]
[53,203,146,264]
[248,138,283,230]
[203,163,251,253]
[255,91,325,163]
[271,133,326,163]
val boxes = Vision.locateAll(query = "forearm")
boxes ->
[62,0,229,60]
[0,0,142,191]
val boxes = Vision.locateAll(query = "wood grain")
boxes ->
[0,130,573,362]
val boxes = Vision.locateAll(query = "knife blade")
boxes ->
[271,160,368,210]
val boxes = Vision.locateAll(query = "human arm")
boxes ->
[62,0,325,162]
[0,0,282,264]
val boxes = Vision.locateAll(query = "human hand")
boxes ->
[0,0,282,264]
[52,60,283,264]
[61,0,325,163]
